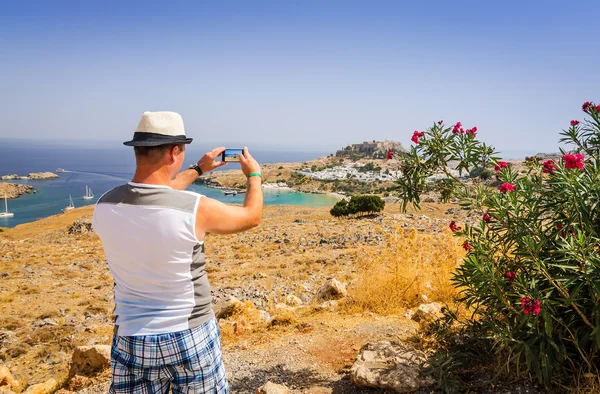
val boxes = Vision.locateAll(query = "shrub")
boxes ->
[395,106,600,388]
[330,199,349,217]
[330,195,385,218]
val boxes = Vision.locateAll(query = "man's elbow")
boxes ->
[249,214,261,228]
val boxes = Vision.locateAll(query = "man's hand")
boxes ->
[197,147,227,175]
[239,147,261,177]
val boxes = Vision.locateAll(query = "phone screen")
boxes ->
[222,149,243,162]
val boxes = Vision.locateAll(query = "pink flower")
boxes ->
[471,126,478,133]
[411,130,425,144]
[570,120,579,126]
[563,153,585,170]
[557,223,573,237]
[466,128,477,138]
[499,183,515,193]
[521,297,541,315]
[542,160,556,174]
[462,241,472,251]
[597,105,600,113]
[583,102,592,113]
[483,213,491,223]
[505,271,517,284]
[449,220,460,232]
[533,300,541,315]
[494,161,509,171]
[452,122,462,134]
[438,120,443,125]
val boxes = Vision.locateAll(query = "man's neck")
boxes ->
[131,168,172,186]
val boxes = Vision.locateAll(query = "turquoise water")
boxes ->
[0,141,337,228]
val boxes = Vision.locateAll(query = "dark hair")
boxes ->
[134,144,184,164]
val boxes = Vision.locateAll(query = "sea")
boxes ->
[0,140,338,228]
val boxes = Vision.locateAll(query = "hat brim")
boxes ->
[123,132,193,147]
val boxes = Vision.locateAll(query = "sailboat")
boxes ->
[63,195,75,212]
[82,185,94,200]
[0,195,14,218]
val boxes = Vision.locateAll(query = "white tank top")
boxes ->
[92,182,214,336]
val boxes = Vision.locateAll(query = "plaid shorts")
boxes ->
[110,318,229,394]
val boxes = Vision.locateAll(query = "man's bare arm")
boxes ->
[195,177,263,238]
[195,147,263,238]
[171,147,226,190]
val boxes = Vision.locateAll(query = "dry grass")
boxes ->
[219,301,267,343]
[345,227,464,315]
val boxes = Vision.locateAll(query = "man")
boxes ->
[92,111,263,393]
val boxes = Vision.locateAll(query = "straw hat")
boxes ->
[123,111,193,147]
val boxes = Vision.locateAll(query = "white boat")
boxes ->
[63,195,75,212]
[56,168,65,172]
[0,195,14,218]
[82,185,94,200]
[223,190,237,196]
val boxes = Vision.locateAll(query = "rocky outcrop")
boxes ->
[314,279,347,301]
[68,219,94,235]
[27,172,59,180]
[23,379,56,394]
[213,295,242,319]
[69,345,111,377]
[0,183,35,199]
[1,172,58,181]
[411,302,443,323]
[350,341,433,393]
[256,381,290,394]
[0,366,21,393]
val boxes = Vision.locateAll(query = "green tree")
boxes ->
[330,199,349,217]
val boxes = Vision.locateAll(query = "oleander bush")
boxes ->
[396,102,600,388]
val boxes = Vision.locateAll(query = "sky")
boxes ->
[1,0,599,157]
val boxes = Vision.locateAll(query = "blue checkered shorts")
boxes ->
[110,318,229,393]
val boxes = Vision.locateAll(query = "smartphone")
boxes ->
[221,148,243,162]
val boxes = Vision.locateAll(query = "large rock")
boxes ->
[0,366,20,393]
[213,295,242,319]
[411,302,443,322]
[350,341,433,393]
[70,345,111,377]
[23,379,56,394]
[28,172,59,180]
[314,279,347,301]
[256,381,290,394]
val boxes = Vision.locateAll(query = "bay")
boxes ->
[0,140,337,228]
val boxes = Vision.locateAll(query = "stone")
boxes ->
[314,279,346,301]
[284,295,303,306]
[23,379,56,394]
[213,296,241,319]
[70,345,111,377]
[256,381,290,394]
[258,310,272,324]
[350,341,433,393]
[411,302,443,322]
[317,300,338,310]
[0,366,20,393]
[68,219,93,235]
